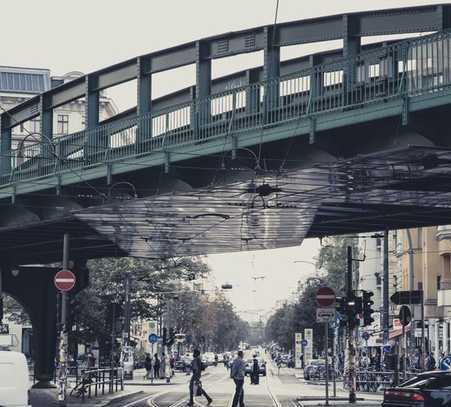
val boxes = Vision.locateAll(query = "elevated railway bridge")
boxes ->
[3,4,451,384]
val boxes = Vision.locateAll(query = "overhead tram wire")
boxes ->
[0,103,108,202]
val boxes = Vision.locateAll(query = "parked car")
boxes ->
[383,371,451,407]
[174,359,186,371]
[245,358,267,376]
[0,351,30,407]
[303,359,325,380]
[204,352,216,366]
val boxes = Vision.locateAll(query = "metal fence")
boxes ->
[5,30,451,186]
[69,368,124,401]
[353,370,419,393]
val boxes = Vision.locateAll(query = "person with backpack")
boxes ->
[188,349,212,406]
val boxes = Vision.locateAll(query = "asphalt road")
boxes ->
[105,363,299,407]
[30,359,383,407]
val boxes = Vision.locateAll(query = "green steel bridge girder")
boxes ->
[3,87,451,200]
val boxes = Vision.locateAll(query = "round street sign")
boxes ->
[301,339,308,347]
[54,270,76,292]
[148,333,159,344]
[316,287,336,307]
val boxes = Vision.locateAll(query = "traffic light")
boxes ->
[347,295,360,328]
[162,327,168,346]
[362,290,375,327]
[167,328,176,347]
[336,297,348,321]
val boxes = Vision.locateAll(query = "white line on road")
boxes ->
[120,394,154,407]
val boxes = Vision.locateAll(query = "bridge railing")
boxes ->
[4,30,451,186]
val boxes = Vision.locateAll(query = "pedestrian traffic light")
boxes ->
[362,290,375,327]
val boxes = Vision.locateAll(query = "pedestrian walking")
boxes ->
[250,355,259,385]
[161,353,166,379]
[188,349,212,406]
[153,354,161,381]
[144,354,152,380]
[426,352,436,370]
[231,350,246,407]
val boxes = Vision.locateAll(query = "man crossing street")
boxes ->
[188,349,212,406]
[231,350,246,407]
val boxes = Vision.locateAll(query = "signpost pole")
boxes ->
[421,294,425,370]
[332,326,336,397]
[347,246,356,404]
[58,233,70,406]
[403,324,407,381]
[325,322,329,406]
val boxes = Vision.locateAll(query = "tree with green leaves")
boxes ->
[266,236,360,355]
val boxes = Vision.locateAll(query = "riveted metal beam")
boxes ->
[343,14,361,95]
[264,26,280,122]
[85,75,100,130]
[0,114,11,176]
[85,75,100,162]
[195,41,211,135]
[137,56,153,147]
[40,94,54,162]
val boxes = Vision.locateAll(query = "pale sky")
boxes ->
[2,0,441,320]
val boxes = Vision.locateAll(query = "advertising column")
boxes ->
[304,328,313,365]
[295,333,303,369]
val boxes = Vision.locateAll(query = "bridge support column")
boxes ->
[343,15,361,105]
[136,56,152,154]
[195,40,211,139]
[0,113,11,178]
[263,26,280,123]
[2,264,89,388]
[40,94,54,171]
[246,68,260,114]
[308,54,323,118]
[84,75,100,163]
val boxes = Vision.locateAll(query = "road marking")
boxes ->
[121,394,154,407]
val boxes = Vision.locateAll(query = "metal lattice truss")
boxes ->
[73,146,451,258]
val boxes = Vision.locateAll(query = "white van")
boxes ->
[0,351,30,407]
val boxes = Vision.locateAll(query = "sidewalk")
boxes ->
[124,368,208,386]
[30,387,144,407]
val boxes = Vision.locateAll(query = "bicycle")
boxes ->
[69,373,93,398]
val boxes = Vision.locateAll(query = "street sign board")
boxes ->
[440,356,451,371]
[304,329,313,365]
[54,270,76,292]
[316,287,336,307]
[148,333,159,344]
[391,290,423,305]
[0,324,8,335]
[399,305,412,326]
[316,308,336,323]
[301,339,308,347]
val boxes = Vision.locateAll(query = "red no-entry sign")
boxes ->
[54,270,76,292]
[316,287,336,307]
